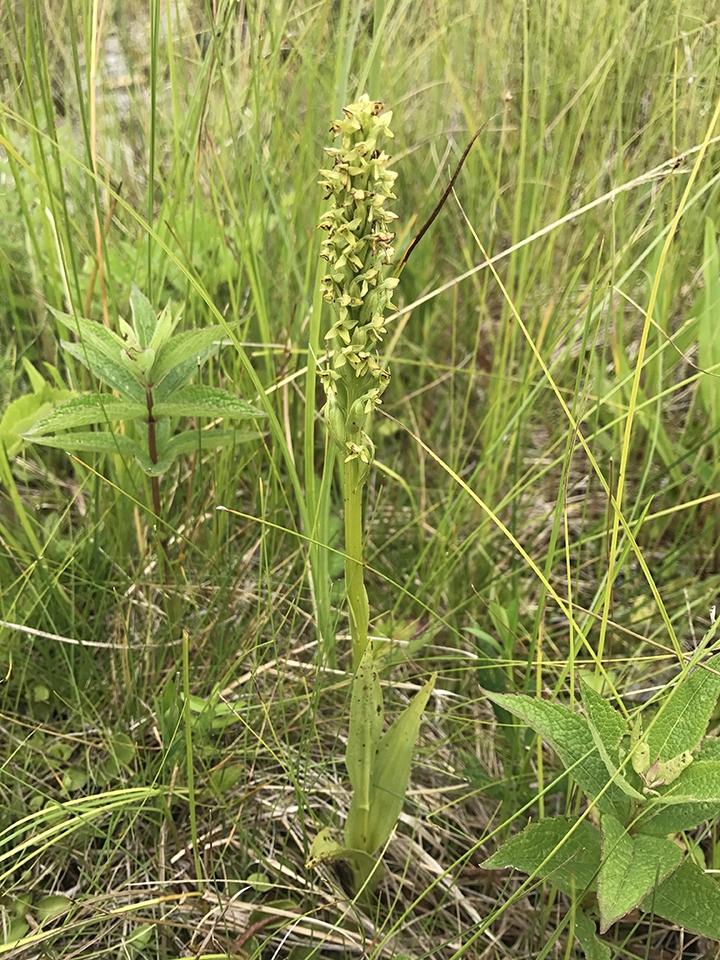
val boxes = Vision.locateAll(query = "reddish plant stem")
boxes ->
[146,386,170,579]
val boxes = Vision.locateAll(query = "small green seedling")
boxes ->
[23,285,266,537]
[482,639,720,948]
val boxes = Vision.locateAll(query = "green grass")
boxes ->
[2,0,720,956]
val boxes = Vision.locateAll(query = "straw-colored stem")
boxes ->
[344,455,369,668]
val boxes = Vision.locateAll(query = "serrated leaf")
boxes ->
[644,653,720,763]
[581,680,627,755]
[119,315,139,349]
[345,645,383,853]
[482,817,602,896]
[119,345,156,379]
[348,673,436,856]
[60,340,145,402]
[129,283,157,349]
[598,813,681,932]
[152,345,222,400]
[152,385,266,419]
[641,858,720,937]
[28,431,153,471]
[573,907,611,960]
[484,691,631,819]
[580,680,644,801]
[697,738,720,762]
[24,395,147,435]
[637,761,720,836]
[49,306,125,363]
[150,327,229,386]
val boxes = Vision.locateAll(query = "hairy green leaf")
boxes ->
[61,340,145,402]
[641,859,720,938]
[150,304,176,353]
[50,307,124,357]
[152,345,222,400]
[24,395,147,435]
[697,739,720,762]
[580,680,644,801]
[150,327,229,387]
[643,653,720,763]
[637,761,720,836]
[598,813,681,932]
[573,907,611,960]
[152,385,266,419]
[484,691,631,818]
[581,680,627,756]
[119,345,156,379]
[35,894,72,921]
[482,817,602,896]
[28,431,152,471]
[129,283,157,349]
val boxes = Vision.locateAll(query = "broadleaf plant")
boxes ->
[483,643,720,950]
[23,285,266,537]
[305,97,436,894]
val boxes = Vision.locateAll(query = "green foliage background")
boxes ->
[1,0,720,957]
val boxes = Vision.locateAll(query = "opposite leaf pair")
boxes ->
[483,650,720,954]
[24,285,265,477]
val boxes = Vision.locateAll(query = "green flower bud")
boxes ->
[323,391,347,451]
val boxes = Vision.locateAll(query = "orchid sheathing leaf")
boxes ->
[355,670,436,856]
[345,644,383,842]
[345,649,436,858]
